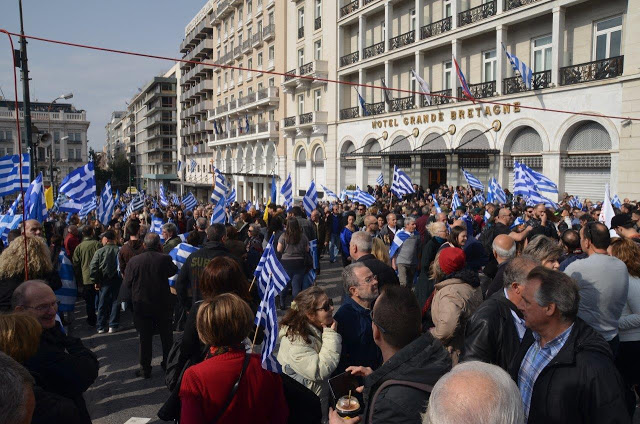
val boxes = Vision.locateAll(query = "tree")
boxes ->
[108,153,133,194]
[89,148,112,193]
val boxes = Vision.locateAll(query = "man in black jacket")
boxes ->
[510,267,630,424]
[123,233,178,378]
[335,285,451,424]
[12,280,98,423]
[350,231,399,288]
[461,255,537,370]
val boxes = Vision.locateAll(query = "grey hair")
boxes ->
[424,361,523,424]
[404,216,416,225]
[492,238,516,259]
[350,231,372,253]
[502,255,539,289]
[196,217,208,230]
[162,222,177,237]
[427,221,446,237]
[249,223,261,233]
[0,352,35,424]
[527,266,580,322]
[342,262,370,294]
[143,233,162,251]
[522,235,563,264]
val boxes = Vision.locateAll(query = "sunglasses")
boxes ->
[316,298,334,312]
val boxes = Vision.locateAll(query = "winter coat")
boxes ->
[163,235,182,255]
[460,289,533,371]
[430,268,483,364]
[509,318,631,424]
[72,238,102,285]
[89,243,121,285]
[122,249,178,316]
[362,332,451,424]
[118,239,144,276]
[276,324,341,399]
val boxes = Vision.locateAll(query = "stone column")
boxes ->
[551,7,565,87]
[496,25,507,95]
[543,152,561,202]
[451,40,461,100]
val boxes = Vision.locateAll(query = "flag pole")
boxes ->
[248,275,257,292]
[251,321,260,351]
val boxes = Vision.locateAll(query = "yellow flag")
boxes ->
[44,187,54,210]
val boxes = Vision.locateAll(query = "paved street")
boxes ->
[75,258,345,424]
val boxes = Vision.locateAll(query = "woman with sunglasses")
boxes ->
[277,286,341,410]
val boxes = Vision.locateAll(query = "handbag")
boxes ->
[211,352,251,423]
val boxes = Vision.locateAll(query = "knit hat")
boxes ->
[438,247,466,275]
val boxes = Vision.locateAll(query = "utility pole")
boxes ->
[18,0,35,181]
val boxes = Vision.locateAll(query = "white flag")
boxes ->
[599,183,616,236]
[411,69,432,106]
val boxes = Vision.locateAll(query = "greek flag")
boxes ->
[159,184,169,207]
[411,69,432,106]
[525,190,557,210]
[245,201,253,211]
[303,239,319,288]
[177,160,182,173]
[354,186,375,207]
[510,216,525,229]
[25,173,48,221]
[487,178,507,204]
[462,168,484,191]
[389,229,416,258]
[280,173,293,211]
[254,234,290,298]
[210,200,226,224]
[59,160,96,204]
[97,181,115,226]
[226,188,236,205]
[181,193,198,211]
[502,43,533,90]
[171,193,179,205]
[569,196,583,210]
[7,193,21,216]
[124,194,145,221]
[0,214,22,246]
[55,251,77,312]
[79,197,97,220]
[58,198,83,215]
[150,216,163,235]
[190,159,197,172]
[303,180,318,217]
[320,184,339,200]
[515,161,558,194]
[452,192,462,210]
[168,242,200,287]
[340,189,356,201]
[472,193,485,204]
[432,197,442,213]
[210,169,228,204]
[390,165,415,198]
[376,172,384,186]
[612,194,622,209]
[355,87,368,117]
[0,153,29,197]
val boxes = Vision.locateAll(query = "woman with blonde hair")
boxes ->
[0,236,62,311]
[371,237,391,265]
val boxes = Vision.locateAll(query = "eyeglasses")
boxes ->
[361,274,378,285]
[370,309,387,333]
[21,301,59,312]
[316,298,334,312]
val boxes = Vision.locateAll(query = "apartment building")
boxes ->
[282,0,338,198]
[0,100,89,188]
[105,111,126,159]
[329,0,638,201]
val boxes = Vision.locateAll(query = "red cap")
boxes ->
[438,247,466,275]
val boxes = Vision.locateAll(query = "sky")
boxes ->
[0,0,206,152]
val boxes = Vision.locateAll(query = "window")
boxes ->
[444,0,452,18]
[257,52,263,68]
[314,40,322,60]
[444,61,452,90]
[53,131,60,142]
[298,48,305,66]
[68,149,75,159]
[269,12,274,26]
[257,20,263,34]
[594,16,622,61]
[258,82,263,91]
[410,9,416,32]
[298,94,304,115]
[217,75,222,87]
[532,35,552,73]
[55,148,60,160]
[238,7,243,21]
[298,8,305,29]
[230,69,235,82]
[314,89,321,111]
[315,0,321,19]
[248,27,253,41]
[381,20,385,42]
[269,110,275,121]
[238,34,243,46]
[76,149,81,159]
[247,0,252,14]
[6,147,13,155]
[482,50,496,82]
[238,63,243,80]
[269,77,275,86]
[269,45,275,60]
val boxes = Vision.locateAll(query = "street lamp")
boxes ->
[47,93,73,196]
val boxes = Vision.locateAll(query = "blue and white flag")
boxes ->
[569,196,583,210]
[339,190,356,201]
[0,153,29,197]
[525,190,557,210]
[390,165,415,198]
[354,186,375,207]
[376,172,384,186]
[177,160,182,173]
[512,162,532,198]
[7,193,21,216]
[304,239,319,288]
[432,197,442,214]
[472,193,485,204]
[462,168,484,191]
[0,214,22,246]
[210,168,228,204]
[181,193,198,211]
[355,87,368,117]
[502,43,533,90]
[389,229,416,258]
[159,184,169,207]
[123,194,145,221]
[452,192,462,210]
[280,173,293,212]
[510,216,525,229]
[168,242,200,287]
[612,194,622,209]
[303,180,318,217]
[59,160,96,205]
[97,181,115,226]
[55,251,77,312]
[190,159,197,173]
[515,161,558,194]
[487,178,507,204]
[79,197,97,220]
[150,216,164,235]
[58,198,83,215]
[254,234,290,298]
[245,201,253,211]
[24,173,48,221]
[226,188,236,205]
[210,200,226,224]
[320,185,339,200]
[171,193,179,205]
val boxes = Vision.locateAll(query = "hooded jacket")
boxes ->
[509,318,630,424]
[430,268,483,363]
[362,332,451,424]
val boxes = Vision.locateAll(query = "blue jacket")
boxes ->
[333,295,382,376]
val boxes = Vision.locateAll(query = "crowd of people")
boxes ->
[0,182,639,424]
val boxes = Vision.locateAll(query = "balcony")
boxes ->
[424,89,453,107]
[252,32,263,47]
[263,23,275,41]
[420,17,451,40]
[297,111,328,135]
[282,60,328,91]
[390,95,415,112]
[340,51,359,67]
[256,120,279,138]
[340,106,359,120]
[267,59,275,71]
[503,70,551,94]
[458,1,496,27]
[298,27,304,39]
[458,81,496,100]
[242,87,280,112]
[283,116,296,128]
[365,101,385,116]
[363,41,384,60]
[314,17,322,30]
[505,0,542,10]
[340,0,359,18]
[234,46,242,59]
[284,69,296,82]
[195,79,214,94]
[225,53,234,65]
[389,30,415,51]
[362,0,379,5]
[242,39,251,53]
[559,56,624,87]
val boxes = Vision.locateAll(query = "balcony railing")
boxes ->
[424,89,453,106]
[315,17,322,30]
[284,68,297,82]
[298,27,304,39]
[389,31,415,50]
[363,0,378,5]
[340,0,359,18]
[505,0,542,10]
[365,101,385,116]
[420,17,451,40]
[559,56,624,86]
[503,70,551,94]
[263,23,275,40]
[390,96,415,112]
[363,41,384,59]
[252,33,262,45]
[340,106,360,120]
[299,62,313,75]
[242,39,251,53]
[284,116,296,127]
[299,112,313,125]
[340,51,359,67]
[458,81,496,100]
[458,1,496,27]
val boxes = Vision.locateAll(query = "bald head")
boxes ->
[12,280,58,329]
[492,235,516,262]
[22,220,43,238]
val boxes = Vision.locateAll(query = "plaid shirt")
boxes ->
[518,324,574,421]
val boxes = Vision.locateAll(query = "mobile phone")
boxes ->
[328,371,364,406]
